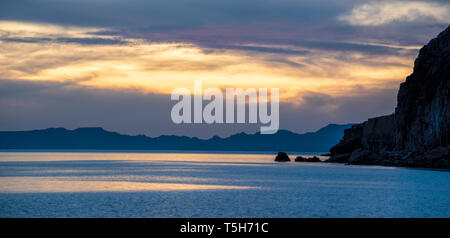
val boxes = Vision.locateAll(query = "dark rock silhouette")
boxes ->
[394,27,450,151]
[275,152,290,162]
[327,26,450,169]
[0,123,353,152]
[326,153,350,163]
[294,156,307,162]
[295,156,321,162]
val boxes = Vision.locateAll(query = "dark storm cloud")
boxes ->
[0,79,398,138]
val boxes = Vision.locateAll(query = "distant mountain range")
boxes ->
[0,124,353,152]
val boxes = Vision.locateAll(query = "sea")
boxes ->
[0,151,449,217]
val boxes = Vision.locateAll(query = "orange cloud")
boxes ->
[0,21,414,103]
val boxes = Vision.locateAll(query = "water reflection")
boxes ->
[0,152,328,162]
[0,152,449,217]
[0,177,254,193]
[0,152,271,193]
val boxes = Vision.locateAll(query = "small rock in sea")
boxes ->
[295,156,321,162]
[308,156,321,162]
[295,156,306,162]
[275,152,290,162]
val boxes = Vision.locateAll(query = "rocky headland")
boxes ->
[327,26,450,169]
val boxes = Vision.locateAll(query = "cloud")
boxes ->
[0,21,127,45]
[202,44,310,56]
[0,21,415,103]
[0,0,443,137]
[0,1,444,53]
[0,0,345,28]
[339,1,450,26]
[0,36,126,45]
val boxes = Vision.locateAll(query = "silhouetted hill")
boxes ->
[0,124,353,152]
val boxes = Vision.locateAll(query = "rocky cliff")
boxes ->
[327,26,450,169]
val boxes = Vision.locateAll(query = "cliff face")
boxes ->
[394,27,450,151]
[330,115,395,154]
[328,26,450,169]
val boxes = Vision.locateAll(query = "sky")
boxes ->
[0,0,449,138]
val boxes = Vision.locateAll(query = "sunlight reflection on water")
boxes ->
[0,177,255,193]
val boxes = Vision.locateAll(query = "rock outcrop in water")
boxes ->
[327,26,450,169]
[275,152,291,162]
[295,156,321,162]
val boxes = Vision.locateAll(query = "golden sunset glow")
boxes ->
[0,21,414,102]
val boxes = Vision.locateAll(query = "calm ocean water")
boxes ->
[0,152,449,217]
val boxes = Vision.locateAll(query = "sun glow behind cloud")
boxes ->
[0,21,413,104]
